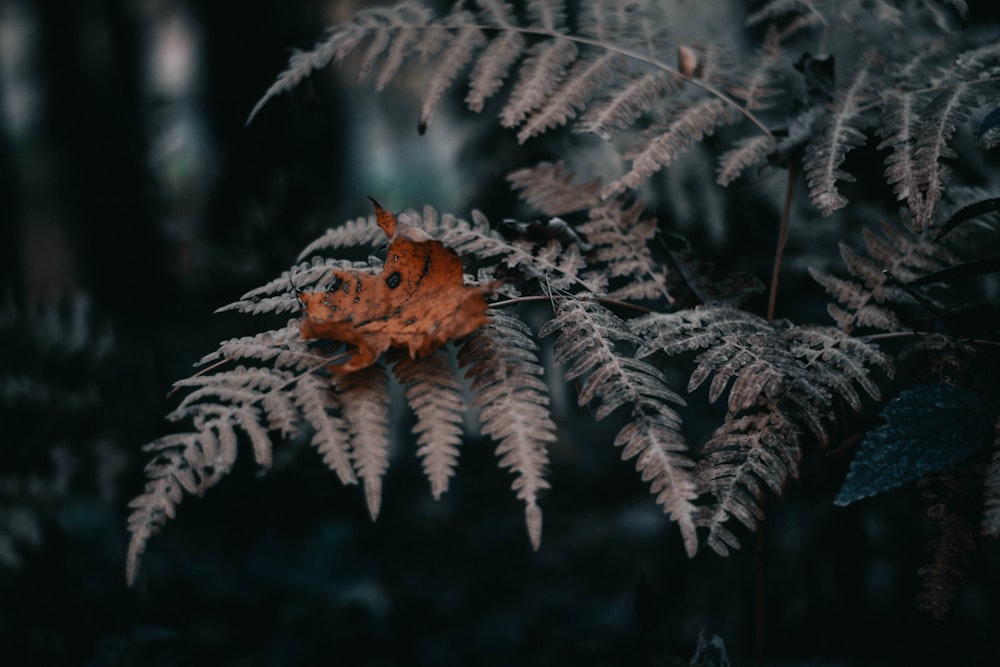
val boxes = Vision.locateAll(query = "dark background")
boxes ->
[1,1,998,665]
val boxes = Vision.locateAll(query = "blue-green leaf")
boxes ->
[835,384,994,506]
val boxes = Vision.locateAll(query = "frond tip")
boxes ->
[460,310,556,550]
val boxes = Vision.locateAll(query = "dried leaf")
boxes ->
[299,199,495,373]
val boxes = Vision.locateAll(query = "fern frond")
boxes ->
[500,38,579,132]
[804,54,874,216]
[294,371,355,486]
[727,26,783,111]
[917,469,979,621]
[576,71,679,141]
[296,215,383,260]
[539,299,698,555]
[338,364,391,520]
[466,30,526,112]
[810,221,957,332]
[715,135,776,186]
[459,310,556,550]
[419,10,486,133]
[507,161,602,216]
[126,410,246,585]
[517,52,624,142]
[604,98,741,197]
[437,209,604,293]
[909,82,976,231]
[393,350,465,500]
[577,199,668,301]
[698,408,804,556]
[198,323,328,373]
[983,419,1000,538]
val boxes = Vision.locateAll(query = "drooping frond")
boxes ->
[539,299,698,556]
[803,53,874,216]
[393,350,466,500]
[459,310,556,550]
[698,407,803,556]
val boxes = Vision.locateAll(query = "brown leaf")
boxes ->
[299,199,494,373]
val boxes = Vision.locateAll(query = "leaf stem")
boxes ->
[767,159,799,321]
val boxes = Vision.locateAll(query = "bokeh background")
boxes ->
[1,1,998,665]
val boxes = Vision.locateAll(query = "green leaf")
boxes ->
[834,384,994,506]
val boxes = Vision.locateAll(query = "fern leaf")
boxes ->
[699,408,804,556]
[576,71,678,141]
[517,53,624,142]
[540,299,698,555]
[803,54,874,216]
[459,310,556,550]
[604,98,741,197]
[294,372,355,486]
[727,26,782,111]
[877,91,921,214]
[126,413,244,585]
[909,83,976,231]
[578,200,668,301]
[339,364,391,520]
[507,161,601,216]
[466,30,526,112]
[983,418,1000,538]
[716,135,776,186]
[419,10,486,133]
[438,210,604,293]
[500,38,579,131]
[394,350,466,500]
[296,215,383,260]
[916,469,980,621]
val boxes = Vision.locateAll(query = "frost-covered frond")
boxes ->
[809,221,957,332]
[393,351,466,500]
[507,161,602,216]
[803,53,874,216]
[339,365,391,520]
[459,310,556,550]
[539,299,698,555]
[604,98,742,197]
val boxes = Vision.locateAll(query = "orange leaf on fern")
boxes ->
[299,198,495,373]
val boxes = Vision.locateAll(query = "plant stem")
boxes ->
[767,159,799,321]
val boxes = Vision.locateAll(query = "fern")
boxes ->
[119,1,1000,633]
[539,298,697,556]
[632,305,891,552]
[459,310,556,549]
